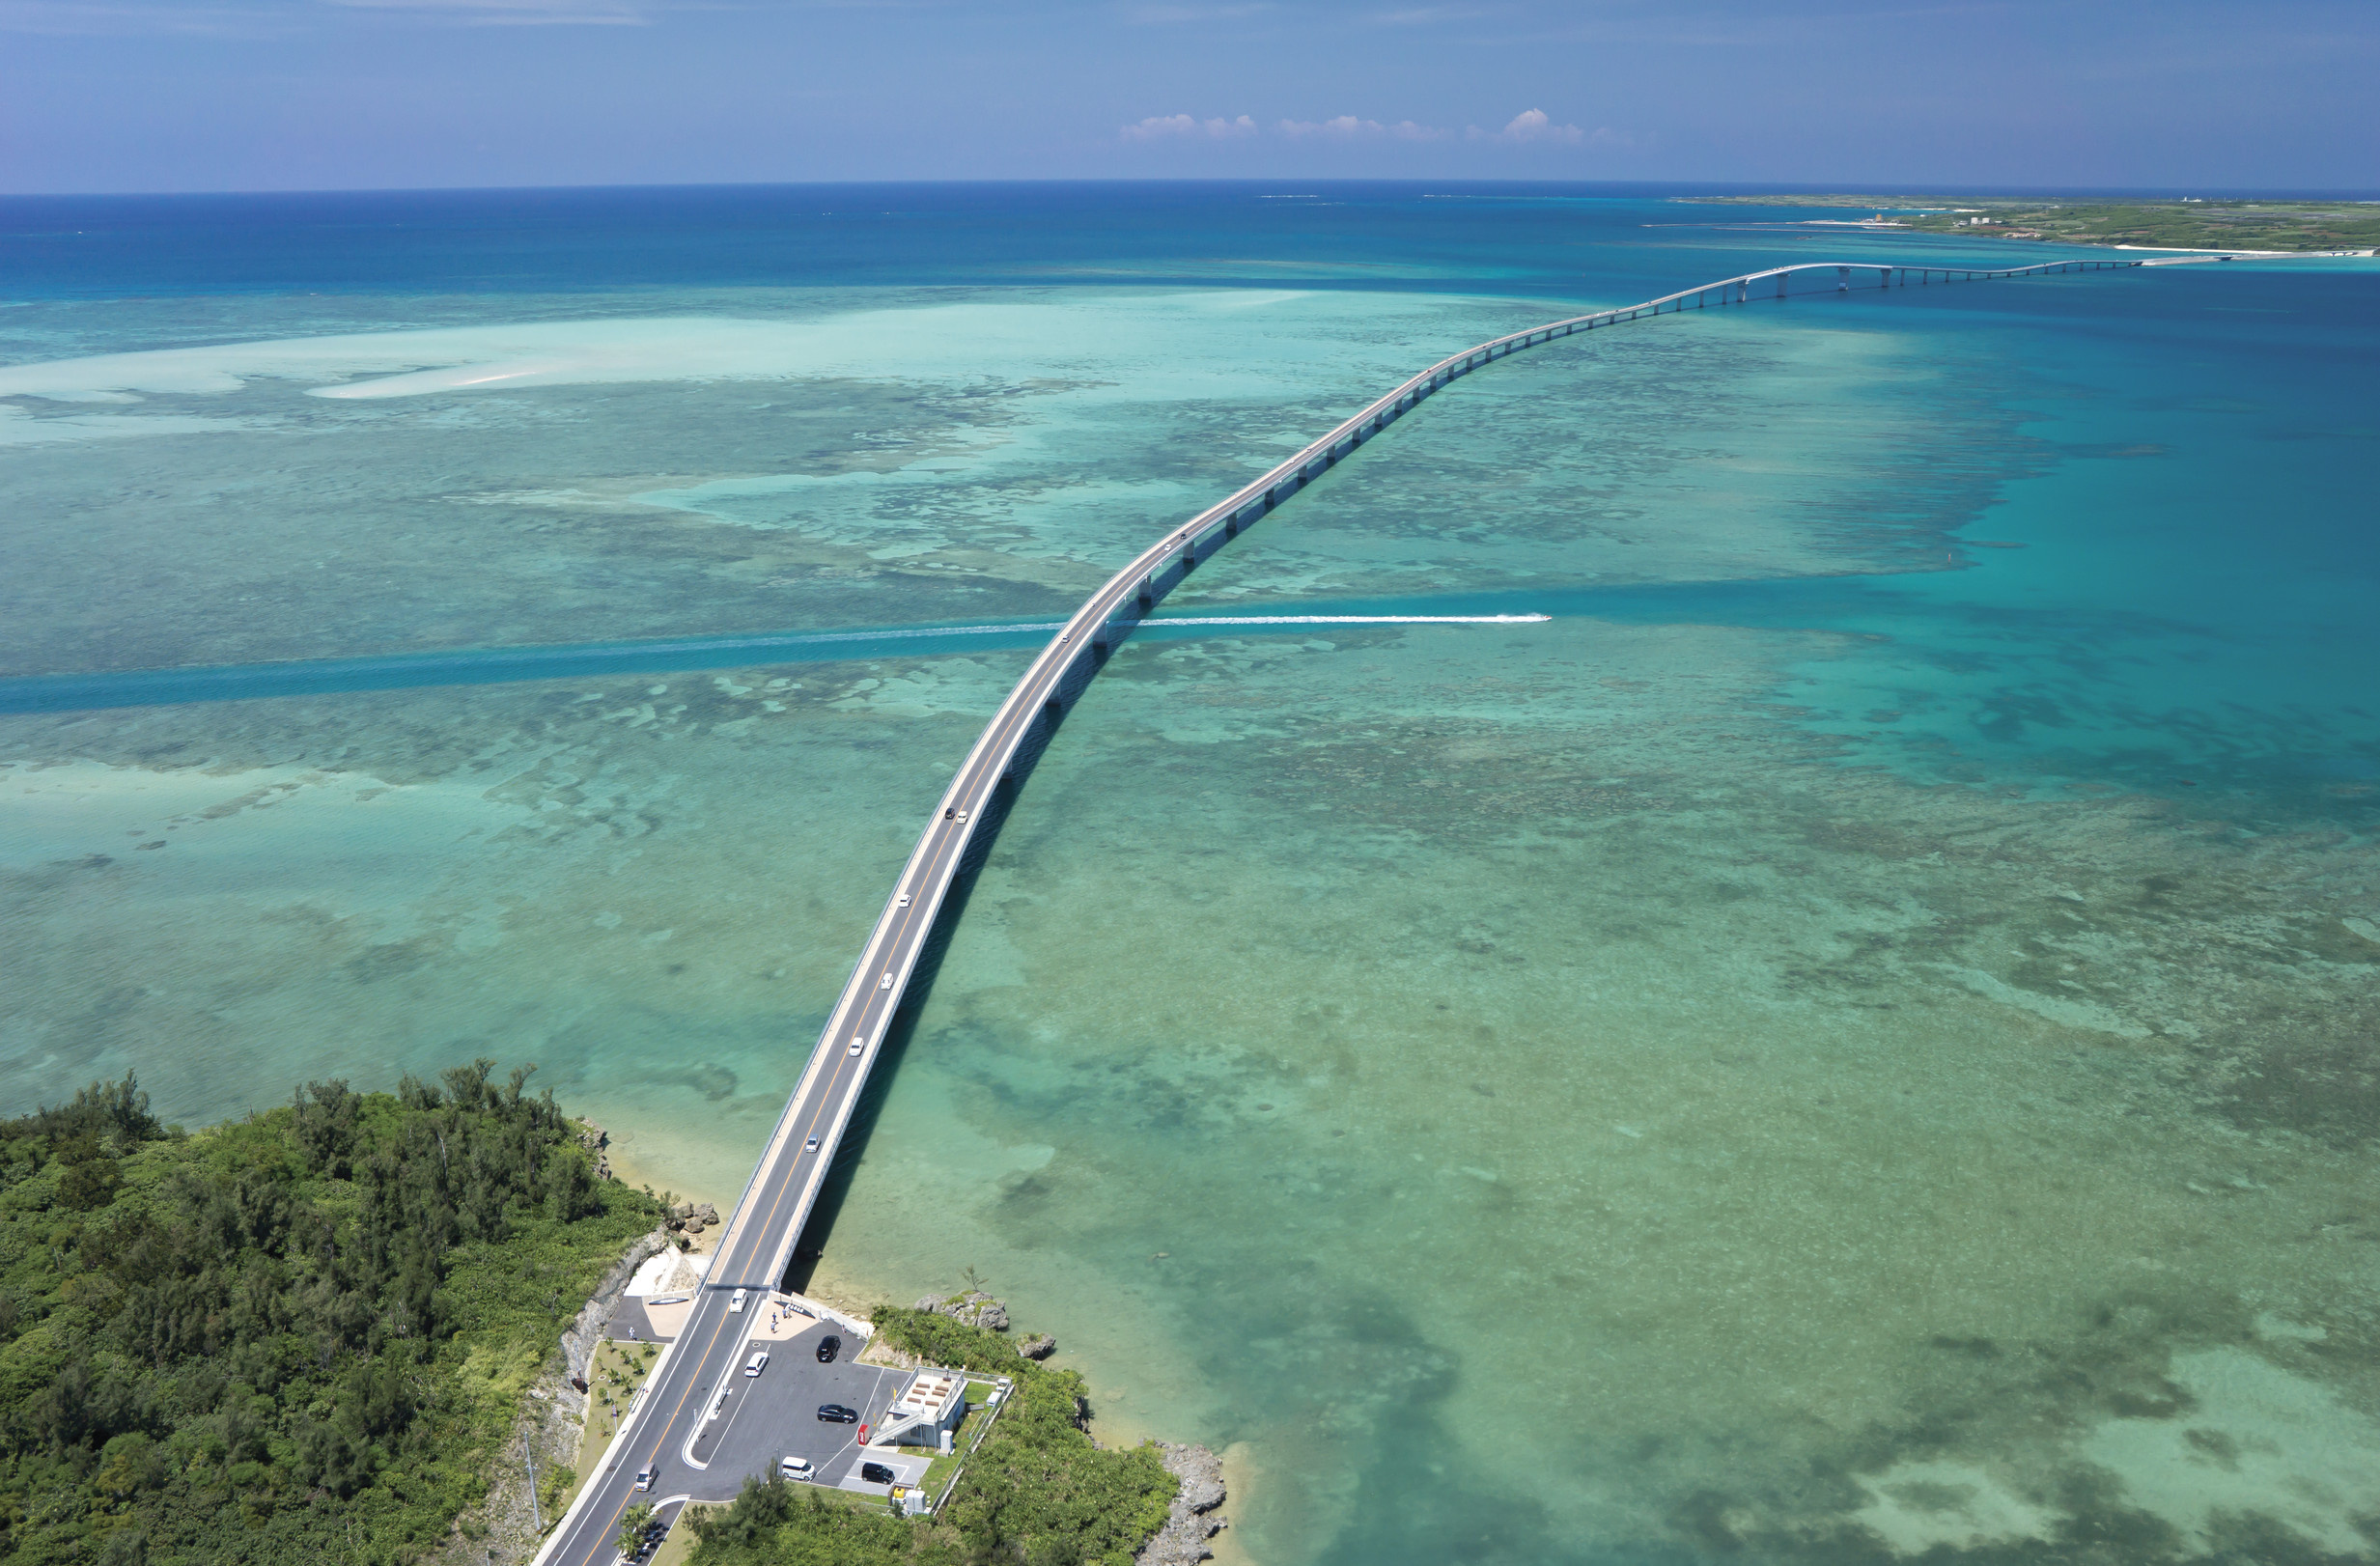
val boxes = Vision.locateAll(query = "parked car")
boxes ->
[817,1403,859,1423]
[817,1333,841,1363]
[729,1288,747,1314]
[744,1350,770,1378]
[780,1456,814,1482]
[860,1462,897,1486]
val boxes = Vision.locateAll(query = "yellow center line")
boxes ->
[568,648,1058,1563]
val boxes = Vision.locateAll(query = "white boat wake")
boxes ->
[1145,613,1551,627]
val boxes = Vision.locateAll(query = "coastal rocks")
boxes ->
[1018,1332,1057,1359]
[916,1289,1009,1331]
[666,1199,718,1236]
[1136,1443,1228,1566]
[574,1119,614,1181]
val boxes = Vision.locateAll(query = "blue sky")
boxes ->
[2,0,2373,193]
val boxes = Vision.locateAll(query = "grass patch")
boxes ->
[565,1336,667,1514]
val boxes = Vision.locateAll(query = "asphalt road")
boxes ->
[681,1318,925,1493]
[529,258,2124,1566]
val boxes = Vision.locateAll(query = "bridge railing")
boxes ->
[754,249,2146,1305]
[1105,256,2142,608]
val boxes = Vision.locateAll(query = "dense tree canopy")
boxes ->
[0,1063,660,1566]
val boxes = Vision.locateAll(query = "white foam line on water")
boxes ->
[804,613,1552,643]
[1147,613,1552,627]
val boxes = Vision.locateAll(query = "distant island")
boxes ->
[0,1068,1218,1566]
[1679,194,2380,254]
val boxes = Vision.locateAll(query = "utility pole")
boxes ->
[524,1431,543,1532]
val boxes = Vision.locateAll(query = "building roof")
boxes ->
[894,1371,962,1418]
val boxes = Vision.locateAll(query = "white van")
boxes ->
[780,1456,813,1482]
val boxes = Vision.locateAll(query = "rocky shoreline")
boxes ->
[1140,1442,1230,1566]
[909,1292,1226,1563]
[478,1248,1228,1566]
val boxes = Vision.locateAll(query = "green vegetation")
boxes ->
[0,1063,663,1566]
[1682,194,2380,253]
[619,1502,658,1556]
[686,1307,1176,1566]
[574,1336,663,1497]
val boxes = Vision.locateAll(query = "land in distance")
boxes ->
[1677,194,2380,253]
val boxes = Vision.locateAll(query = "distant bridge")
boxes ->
[533,253,2142,1566]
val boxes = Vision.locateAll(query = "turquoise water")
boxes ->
[4,185,2377,1563]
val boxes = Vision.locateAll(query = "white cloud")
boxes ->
[1120,113,1259,141]
[1468,107,1585,144]
[1275,115,1447,141]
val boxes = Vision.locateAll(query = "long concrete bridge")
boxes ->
[532,253,2141,1566]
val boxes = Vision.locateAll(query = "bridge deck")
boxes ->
[532,253,2141,1566]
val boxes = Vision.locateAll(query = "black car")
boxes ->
[816,1333,841,1363]
[860,1462,896,1486]
[817,1403,859,1423]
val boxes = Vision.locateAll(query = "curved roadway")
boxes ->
[532,252,2142,1566]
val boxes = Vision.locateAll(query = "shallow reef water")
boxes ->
[2,185,2376,1564]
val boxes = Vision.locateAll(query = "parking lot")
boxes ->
[682,1310,938,1499]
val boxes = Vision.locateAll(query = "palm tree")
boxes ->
[616,1503,656,1557]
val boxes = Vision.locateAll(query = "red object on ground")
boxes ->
[858,1423,870,1442]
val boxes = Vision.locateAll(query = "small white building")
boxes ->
[870,1370,968,1450]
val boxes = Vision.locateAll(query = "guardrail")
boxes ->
[747,250,2150,1301]
[536,250,2143,1566]
[1136,257,2141,585]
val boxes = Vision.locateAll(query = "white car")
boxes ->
[633,1466,656,1493]
[780,1456,814,1482]
[804,1136,821,1153]
[744,1350,770,1378]
[897,893,911,907]
[880,972,894,990]
[729,1288,747,1314]
[848,1037,864,1056]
